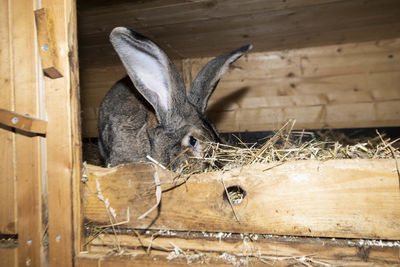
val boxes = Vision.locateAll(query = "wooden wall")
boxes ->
[0,0,46,266]
[0,0,81,266]
[80,37,400,137]
[78,0,400,137]
[200,38,400,132]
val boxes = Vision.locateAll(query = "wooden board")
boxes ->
[0,247,17,267]
[77,0,400,63]
[0,0,16,235]
[198,38,400,132]
[83,159,400,240]
[81,232,400,266]
[80,38,400,137]
[0,108,47,134]
[11,0,46,266]
[77,245,400,267]
[41,0,82,266]
[34,8,63,79]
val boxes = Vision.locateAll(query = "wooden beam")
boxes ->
[41,0,82,266]
[83,159,400,240]
[82,233,400,266]
[0,108,47,135]
[34,8,63,79]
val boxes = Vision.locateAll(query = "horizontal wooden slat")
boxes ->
[209,100,400,132]
[0,108,47,135]
[82,233,400,266]
[83,159,400,240]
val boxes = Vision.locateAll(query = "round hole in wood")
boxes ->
[223,185,246,205]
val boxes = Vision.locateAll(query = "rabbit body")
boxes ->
[98,27,252,169]
[99,76,217,168]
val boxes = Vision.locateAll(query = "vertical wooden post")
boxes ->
[10,0,46,266]
[40,0,82,266]
[0,0,17,236]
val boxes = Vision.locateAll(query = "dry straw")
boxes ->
[176,120,400,174]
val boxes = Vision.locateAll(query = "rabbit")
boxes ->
[98,27,252,169]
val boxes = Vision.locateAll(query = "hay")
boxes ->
[82,122,400,174]
[178,121,400,174]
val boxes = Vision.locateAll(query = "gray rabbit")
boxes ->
[98,27,252,169]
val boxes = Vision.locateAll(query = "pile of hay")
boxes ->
[177,122,400,174]
[82,121,400,174]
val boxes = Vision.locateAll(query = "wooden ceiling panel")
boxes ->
[77,0,400,65]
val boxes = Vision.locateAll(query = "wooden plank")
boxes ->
[77,0,400,63]
[83,159,400,240]
[209,101,400,132]
[78,0,344,33]
[11,0,45,266]
[76,252,244,267]
[34,8,63,79]
[83,233,400,266]
[67,0,84,257]
[41,0,82,266]
[0,0,16,235]
[0,247,18,267]
[0,108,47,134]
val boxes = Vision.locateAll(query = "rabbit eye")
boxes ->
[189,135,198,147]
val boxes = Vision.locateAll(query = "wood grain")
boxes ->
[0,108,47,134]
[41,0,82,266]
[83,233,400,266]
[83,159,400,240]
[0,247,17,267]
[0,0,16,235]
[11,0,46,266]
[34,8,63,79]
[77,0,400,61]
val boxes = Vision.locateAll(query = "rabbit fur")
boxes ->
[98,27,252,169]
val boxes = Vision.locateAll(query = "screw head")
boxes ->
[11,117,19,124]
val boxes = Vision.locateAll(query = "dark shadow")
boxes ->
[0,123,45,138]
[207,86,250,125]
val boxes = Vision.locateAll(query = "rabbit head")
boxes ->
[100,27,252,170]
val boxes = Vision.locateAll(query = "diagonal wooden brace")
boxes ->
[34,8,63,79]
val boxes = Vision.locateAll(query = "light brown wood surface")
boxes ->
[0,247,17,267]
[198,38,400,132]
[83,159,400,240]
[0,108,47,134]
[34,8,63,79]
[41,0,82,266]
[82,233,400,266]
[12,0,46,266]
[0,0,17,236]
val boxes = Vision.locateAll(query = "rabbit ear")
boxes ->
[187,44,252,114]
[110,27,186,125]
